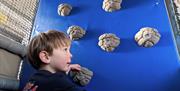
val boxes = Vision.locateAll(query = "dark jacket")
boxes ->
[23,70,85,91]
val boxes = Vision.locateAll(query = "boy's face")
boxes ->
[49,46,72,72]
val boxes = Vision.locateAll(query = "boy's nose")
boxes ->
[70,52,73,58]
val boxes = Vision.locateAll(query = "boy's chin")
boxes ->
[62,67,69,72]
[55,68,68,73]
[64,69,69,72]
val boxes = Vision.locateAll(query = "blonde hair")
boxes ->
[27,30,71,69]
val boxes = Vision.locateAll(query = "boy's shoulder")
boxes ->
[23,70,85,91]
[30,70,74,85]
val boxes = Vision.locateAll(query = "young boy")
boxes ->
[23,30,85,91]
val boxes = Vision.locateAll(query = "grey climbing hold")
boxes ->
[69,67,93,86]
[67,25,86,40]
[134,27,161,47]
[102,0,122,12]
[98,33,120,52]
[58,3,72,16]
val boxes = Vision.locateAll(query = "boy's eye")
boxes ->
[64,48,68,51]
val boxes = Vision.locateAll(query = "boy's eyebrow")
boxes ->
[62,46,70,49]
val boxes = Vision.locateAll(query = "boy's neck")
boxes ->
[39,65,57,74]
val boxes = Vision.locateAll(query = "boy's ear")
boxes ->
[39,51,50,64]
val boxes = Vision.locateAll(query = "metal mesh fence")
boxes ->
[0,0,39,46]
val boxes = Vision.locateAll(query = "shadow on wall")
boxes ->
[122,0,152,10]
[164,68,180,91]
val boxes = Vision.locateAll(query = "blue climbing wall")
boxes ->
[21,0,180,91]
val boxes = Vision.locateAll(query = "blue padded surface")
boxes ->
[21,0,180,91]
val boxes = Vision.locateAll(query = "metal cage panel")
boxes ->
[0,0,39,45]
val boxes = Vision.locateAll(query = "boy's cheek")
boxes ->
[56,63,69,71]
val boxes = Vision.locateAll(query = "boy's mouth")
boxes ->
[67,62,71,65]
